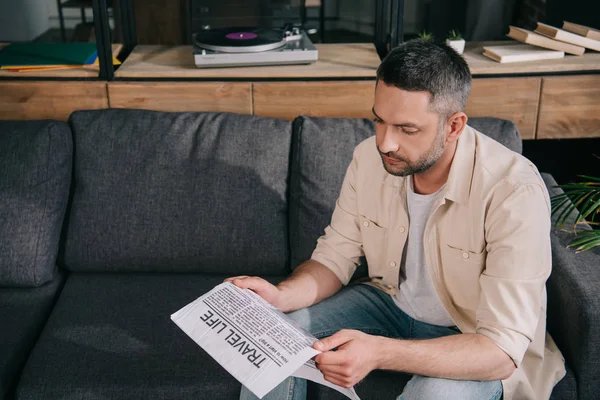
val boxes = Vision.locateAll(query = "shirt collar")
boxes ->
[443,125,476,205]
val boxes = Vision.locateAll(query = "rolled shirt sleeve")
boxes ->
[311,150,364,285]
[477,182,552,367]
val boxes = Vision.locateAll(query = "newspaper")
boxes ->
[171,282,360,400]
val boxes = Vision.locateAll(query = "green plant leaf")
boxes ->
[568,230,600,252]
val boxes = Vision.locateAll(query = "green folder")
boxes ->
[0,42,98,67]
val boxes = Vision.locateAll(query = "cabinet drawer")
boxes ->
[0,81,108,121]
[108,82,252,114]
[253,81,375,120]
[537,75,600,139]
[466,78,541,140]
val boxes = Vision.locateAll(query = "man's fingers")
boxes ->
[314,348,346,365]
[224,276,249,283]
[322,373,354,388]
[314,329,354,351]
[316,362,350,376]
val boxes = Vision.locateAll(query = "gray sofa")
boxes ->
[1,109,598,400]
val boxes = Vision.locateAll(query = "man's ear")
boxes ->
[445,112,468,143]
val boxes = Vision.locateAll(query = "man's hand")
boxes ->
[225,261,342,313]
[313,329,381,388]
[224,276,285,309]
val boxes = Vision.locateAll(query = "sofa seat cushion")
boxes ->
[0,120,72,287]
[0,272,65,398]
[16,273,285,400]
[62,109,292,276]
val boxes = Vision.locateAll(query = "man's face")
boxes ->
[373,82,447,177]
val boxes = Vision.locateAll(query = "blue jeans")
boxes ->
[240,284,503,400]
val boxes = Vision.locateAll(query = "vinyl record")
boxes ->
[194,28,286,53]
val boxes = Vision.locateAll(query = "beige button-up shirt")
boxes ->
[311,125,566,400]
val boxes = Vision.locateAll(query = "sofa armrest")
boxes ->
[543,173,600,399]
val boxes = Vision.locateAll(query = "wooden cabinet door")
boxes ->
[466,78,541,140]
[253,81,375,120]
[0,81,108,121]
[108,82,252,114]
[537,75,600,139]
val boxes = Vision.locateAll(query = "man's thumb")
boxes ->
[314,330,351,351]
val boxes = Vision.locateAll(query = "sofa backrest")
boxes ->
[288,116,522,269]
[60,109,292,276]
[0,120,72,287]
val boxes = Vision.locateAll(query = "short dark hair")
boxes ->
[376,39,472,119]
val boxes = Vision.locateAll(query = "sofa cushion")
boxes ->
[62,109,291,276]
[0,120,72,287]
[0,272,65,398]
[542,172,600,400]
[289,116,375,269]
[16,273,286,400]
[288,116,522,270]
[468,117,522,154]
[550,364,578,400]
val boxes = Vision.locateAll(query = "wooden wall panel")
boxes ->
[253,81,375,120]
[107,82,252,114]
[132,0,185,44]
[537,75,600,139]
[466,77,541,139]
[0,81,108,121]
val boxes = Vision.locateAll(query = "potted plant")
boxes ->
[417,31,434,41]
[446,30,465,54]
[551,173,600,252]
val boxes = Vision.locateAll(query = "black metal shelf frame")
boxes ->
[89,0,403,81]
[92,0,136,80]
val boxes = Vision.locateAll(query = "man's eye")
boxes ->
[403,130,418,135]
[373,118,383,124]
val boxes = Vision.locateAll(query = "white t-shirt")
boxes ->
[393,178,455,327]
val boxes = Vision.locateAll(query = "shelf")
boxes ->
[465,41,600,76]
[114,41,600,80]
[0,44,122,78]
[115,43,381,79]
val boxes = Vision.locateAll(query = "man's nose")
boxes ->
[379,127,400,154]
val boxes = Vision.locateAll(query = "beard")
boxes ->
[378,128,446,177]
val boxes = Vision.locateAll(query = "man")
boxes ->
[227,39,565,399]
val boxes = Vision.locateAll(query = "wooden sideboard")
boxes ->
[1,42,599,139]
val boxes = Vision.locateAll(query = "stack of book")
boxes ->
[0,42,120,72]
[483,21,600,63]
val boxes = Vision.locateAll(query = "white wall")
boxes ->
[0,0,50,41]
[45,0,95,29]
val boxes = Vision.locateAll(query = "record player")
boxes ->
[193,24,318,68]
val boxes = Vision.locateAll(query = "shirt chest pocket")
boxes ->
[359,215,388,268]
[441,244,486,310]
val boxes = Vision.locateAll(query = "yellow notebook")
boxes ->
[1,55,121,71]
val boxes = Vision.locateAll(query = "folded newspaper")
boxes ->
[171,282,360,400]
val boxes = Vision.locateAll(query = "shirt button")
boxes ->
[398,226,406,233]
[389,261,397,267]
[363,221,369,227]
[462,252,469,259]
